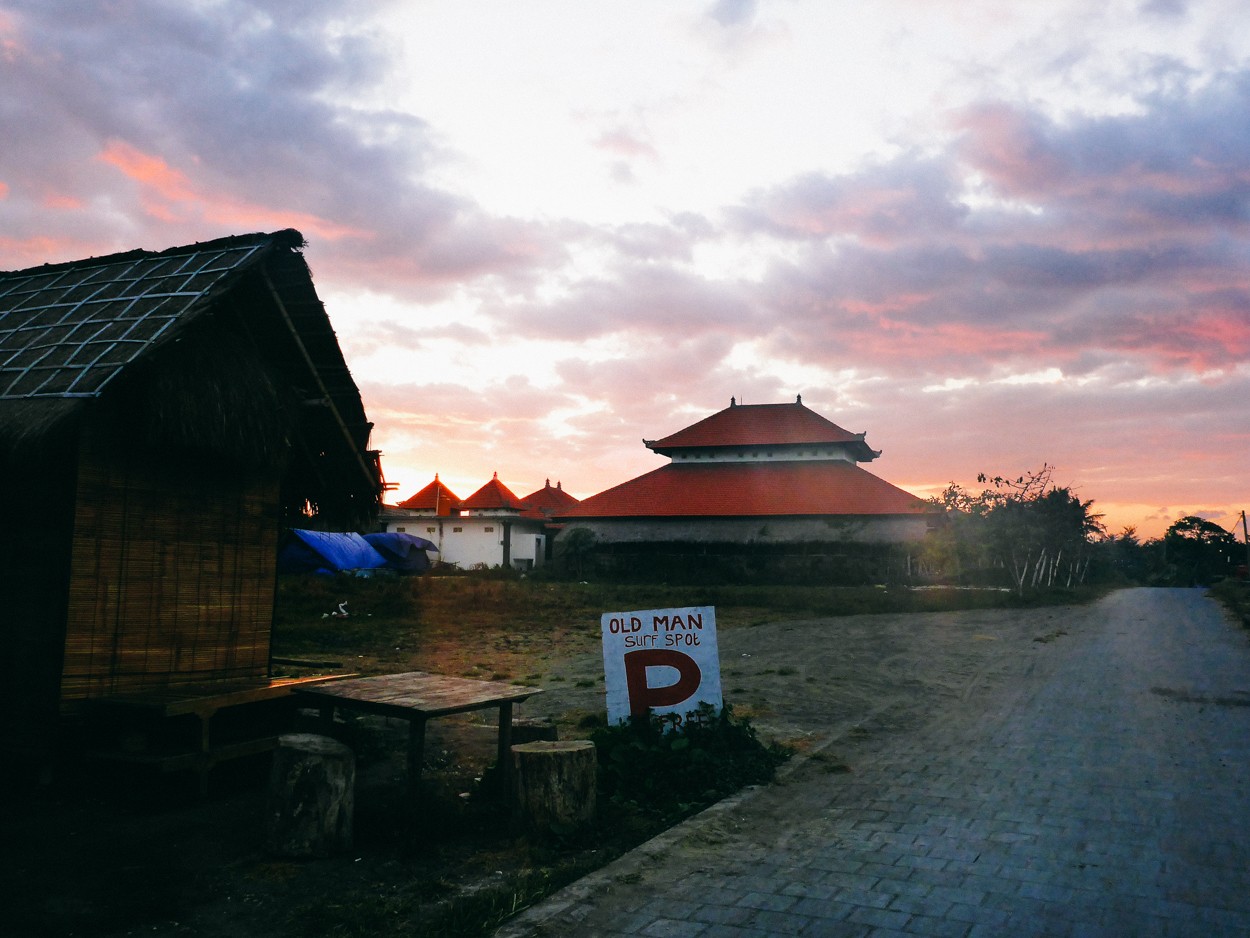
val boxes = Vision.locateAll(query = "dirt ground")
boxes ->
[2,598,1089,938]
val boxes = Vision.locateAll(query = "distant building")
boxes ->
[521,478,581,561]
[384,472,553,571]
[521,478,580,520]
[397,473,460,516]
[557,396,931,547]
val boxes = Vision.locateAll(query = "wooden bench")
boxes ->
[84,675,354,794]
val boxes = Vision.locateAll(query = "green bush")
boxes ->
[591,705,790,825]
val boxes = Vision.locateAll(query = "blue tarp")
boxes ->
[363,532,438,574]
[278,529,387,575]
[278,529,438,575]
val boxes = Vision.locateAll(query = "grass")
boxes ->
[274,574,1104,651]
[1210,577,1250,630]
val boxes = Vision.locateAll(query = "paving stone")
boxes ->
[696,925,773,938]
[689,903,757,927]
[639,918,708,937]
[901,914,973,937]
[734,891,797,913]
[845,904,912,930]
[744,907,808,934]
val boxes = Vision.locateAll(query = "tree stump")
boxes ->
[510,740,596,835]
[511,717,559,744]
[264,733,355,858]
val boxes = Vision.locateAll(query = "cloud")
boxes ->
[954,72,1250,236]
[493,259,764,343]
[0,0,565,294]
[711,70,1250,385]
[732,158,969,244]
[1140,0,1189,16]
[94,139,366,238]
[594,127,660,163]
[707,0,758,28]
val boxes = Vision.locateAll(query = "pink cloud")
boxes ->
[0,11,20,64]
[735,161,967,245]
[594,127,659,162]
[95,139,368,240]
[953,104,1067,197]
[41,193,82,209]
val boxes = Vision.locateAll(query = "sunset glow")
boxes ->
[2,0,1247,539]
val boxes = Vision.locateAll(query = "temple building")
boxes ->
[556,397,931,547]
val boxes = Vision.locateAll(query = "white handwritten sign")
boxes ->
[601,605,722,728]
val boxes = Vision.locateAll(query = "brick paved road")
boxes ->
[497,588,1250,938]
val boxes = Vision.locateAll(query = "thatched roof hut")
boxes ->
[0,228,380,517]
[0,229,383,762]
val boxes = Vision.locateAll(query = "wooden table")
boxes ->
[86,675,354,795]
[292,671,543,795]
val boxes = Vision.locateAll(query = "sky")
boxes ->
[2,0,1248,540]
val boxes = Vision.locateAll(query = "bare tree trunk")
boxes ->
[1010,549,1032,594]
[1030,548,1046,587]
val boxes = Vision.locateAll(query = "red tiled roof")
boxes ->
[461,472,528,511]
[558,461,929,519]
[647,400,878,461]
[521,479,580,512]
[397,475,460,515]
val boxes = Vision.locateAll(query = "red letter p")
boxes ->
[623,648,702,718]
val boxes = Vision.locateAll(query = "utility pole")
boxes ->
[1241,510,1249,575]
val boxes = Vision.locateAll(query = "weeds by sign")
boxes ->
[601,605,722,727]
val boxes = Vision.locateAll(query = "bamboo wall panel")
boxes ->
[2,452,76,748]
[61,432,280,703]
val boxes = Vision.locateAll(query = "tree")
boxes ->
[555,526,597,579]
[1097,526,1150,583]
[1162,516,1238,586]
[923,482,993,580]
[927,465,1104,593]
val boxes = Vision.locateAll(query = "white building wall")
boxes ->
[385,515,546,570]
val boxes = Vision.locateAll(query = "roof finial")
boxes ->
[730,396,736,407]
[796,393,802,404]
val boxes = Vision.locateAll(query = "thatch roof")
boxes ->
[0,229,382,524]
